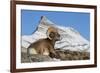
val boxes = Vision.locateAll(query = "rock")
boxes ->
[21,52,60,63]
[56,49,90,60]
[21,52,31,63]
[21,48,90,63]
[29,54,53,62]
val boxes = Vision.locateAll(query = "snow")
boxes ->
[21,16,90,52]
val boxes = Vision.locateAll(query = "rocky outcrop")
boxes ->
[21,48,90,63]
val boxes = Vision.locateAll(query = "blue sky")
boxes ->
[21,10,90,40]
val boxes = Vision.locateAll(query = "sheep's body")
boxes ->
[27,38,55,56]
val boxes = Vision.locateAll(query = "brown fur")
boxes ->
[27,27,60,58]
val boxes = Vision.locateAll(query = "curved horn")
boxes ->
[46,28,52,40]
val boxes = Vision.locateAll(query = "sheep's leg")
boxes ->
[49,48,60,59]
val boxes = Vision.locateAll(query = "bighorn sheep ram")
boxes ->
[27,27,60,58]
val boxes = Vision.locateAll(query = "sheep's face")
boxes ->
[47,27,60,41]
[49,31,60,41]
